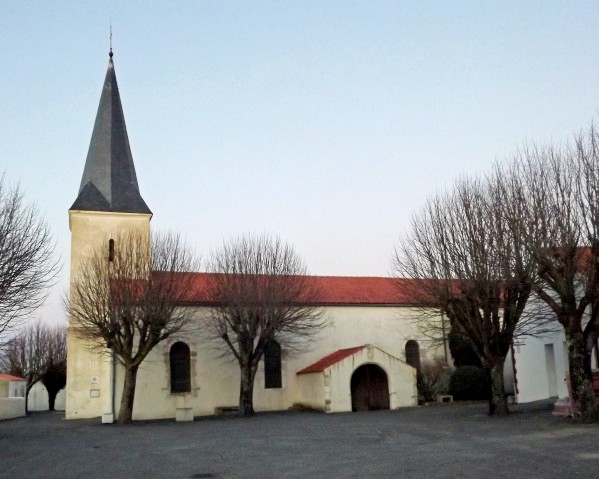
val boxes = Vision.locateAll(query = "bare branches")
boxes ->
[206,234,324,354]
[69,229,199,363]
[205,234,324,416]
[395,172,536,416]
[500,126,599,422]
[397,121,599,420]
[0,177,59,342]
[0,320,67,412]
[66,228,199,423]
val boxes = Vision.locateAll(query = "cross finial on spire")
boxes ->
[109,23,113,58]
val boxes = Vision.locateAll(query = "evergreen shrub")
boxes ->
[448,365,489,400]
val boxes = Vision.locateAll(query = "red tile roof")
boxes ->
[297,346,367,374]
[173,273,430,306]
[0,373,25,382]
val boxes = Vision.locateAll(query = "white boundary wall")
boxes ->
[0,398,25,420]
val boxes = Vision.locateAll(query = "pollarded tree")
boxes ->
[395,175,542,416]
[67,229,199,424]
[0,176,59,344]
[41,361,66,411]
[205,234,325,417]
[0,320,66,413]
[505,128,599,422]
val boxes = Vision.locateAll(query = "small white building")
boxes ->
[0,374,26,399]
[0,373,26,420]
[296,344,417,412]
[510,331,569,403]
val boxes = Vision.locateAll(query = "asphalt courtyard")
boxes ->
[2,401,599,479]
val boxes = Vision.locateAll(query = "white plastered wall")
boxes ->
[513,329,569,403]
[66,210,151,420]
[296,345,417,413]
[101,304,443,421]
[0,379,9,398]
[0,398,25,420]
[28,382,66,411]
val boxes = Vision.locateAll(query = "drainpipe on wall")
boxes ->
[510,342,519,399]
[102,350,116,424]
[441,312,449,365]
[111,350,116,420]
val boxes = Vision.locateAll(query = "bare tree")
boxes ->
[205,234,324,417]
[417,357,452,402]
[41,325,67,411]
[67,230,199,424]
[0,320,66,413]
[395,175,540,416]
[0,176,59,343]
[506,128,599,422]
[41,362,66,411]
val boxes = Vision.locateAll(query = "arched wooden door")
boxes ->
[351,364,390,412]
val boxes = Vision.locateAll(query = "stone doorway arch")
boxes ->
[350,364,390,412]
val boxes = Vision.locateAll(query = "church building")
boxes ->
[65,51,452,422]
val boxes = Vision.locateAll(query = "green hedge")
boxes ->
[448,366,490,400]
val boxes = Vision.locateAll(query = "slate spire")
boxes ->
[70,51,152,215]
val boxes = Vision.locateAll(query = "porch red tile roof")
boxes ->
[296,346,367,375]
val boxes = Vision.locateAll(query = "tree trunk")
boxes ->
[25,384,32,415]
[42,368,66,412]
[489,359,509,416]
[117,364,139,424]
[48,389,56,411]
[46,384,65,411]
[239,360,258,417]
[566,330,597,423]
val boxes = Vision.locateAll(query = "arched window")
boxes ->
[108,239,115,262]
[264,340,282,389]
[405,340,421,371]
[170,342,191,393]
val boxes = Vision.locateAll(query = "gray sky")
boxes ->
[2,1,599,324]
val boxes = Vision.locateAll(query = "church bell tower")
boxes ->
[66,50,152,420]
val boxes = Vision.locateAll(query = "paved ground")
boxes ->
[1,401,599,478]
